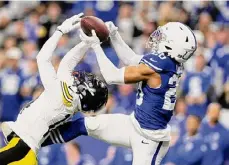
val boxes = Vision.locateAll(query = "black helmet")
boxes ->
[72,71,108,112]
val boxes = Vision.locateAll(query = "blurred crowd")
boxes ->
[0,1,229,165]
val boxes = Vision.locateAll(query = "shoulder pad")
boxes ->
[140,52,176,73]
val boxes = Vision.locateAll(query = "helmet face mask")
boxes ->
[176,48,196,61]
[70,71,108,113]
[146,22,197,63]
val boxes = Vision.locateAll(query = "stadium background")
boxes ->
[0,1,229,165]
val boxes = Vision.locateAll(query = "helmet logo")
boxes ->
[84,82,96,96]
[146,28,166,51]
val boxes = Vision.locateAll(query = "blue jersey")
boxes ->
[22,73,41,102]
[135,52,183,130]
[169,115,187,137]
[38,145,67,165]
[199,121,229,165]
[172,134,207,165]
[182,67,213,118]
[0,68,25,121]
[110,147,133,165]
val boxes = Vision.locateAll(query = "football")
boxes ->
[80,16,109,42]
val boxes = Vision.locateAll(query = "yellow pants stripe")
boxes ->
[0,137,37,165]
[0,137,20,153]
[8,150,37,165]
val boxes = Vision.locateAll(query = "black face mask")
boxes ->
[71,71,108,113]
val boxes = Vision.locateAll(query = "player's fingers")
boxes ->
[71,13,83,20]
[105,21,117,32]
[91,30,97,37]
[77,12,84,18]
[72,22,80,29]
[79,29,85,37]
[71,13,84,24]
[110,22,118,31]
[79,29,90,40]
[105,21,112,26]
[79,29,86,37]
[105,21,112,29]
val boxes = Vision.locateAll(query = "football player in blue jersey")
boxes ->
[79,22,197,165]
[3,21,197,165]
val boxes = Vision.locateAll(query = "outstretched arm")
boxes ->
[57,42,90,82]
[80,30,154,85]
[106,22,143,66]
[36,31,62,91]
[93,44,154,84]
[36,13,83,91]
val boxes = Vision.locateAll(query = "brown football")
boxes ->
[80,16,109,42]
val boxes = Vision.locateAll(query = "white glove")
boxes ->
[79,29,100,48]
[57,13,84,34]
[105,21,118,37]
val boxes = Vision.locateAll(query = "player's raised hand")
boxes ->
[79,29,100,48]
[57,13,84,34]
[105,21,118,37]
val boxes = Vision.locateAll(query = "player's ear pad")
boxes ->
[0,138,31,165]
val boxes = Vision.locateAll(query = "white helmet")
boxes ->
[146,22,197,63]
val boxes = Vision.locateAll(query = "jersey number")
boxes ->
[136,74,179,110]
[163,74,179,110]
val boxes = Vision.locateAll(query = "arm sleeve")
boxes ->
[93,45,125,85]
[36,31,62,92]
[110,32,143,66]
[57,42,90,82]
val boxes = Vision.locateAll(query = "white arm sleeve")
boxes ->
[36,31,62,92]
[110,32,143,66]
[57,42,90,82]
[93,45,125,85]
